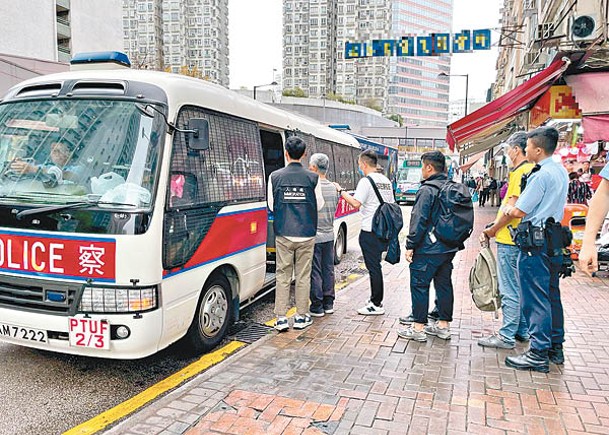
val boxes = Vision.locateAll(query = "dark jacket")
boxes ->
[270,162,319,238]
[405,173,459,254]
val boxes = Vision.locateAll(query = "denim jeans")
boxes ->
[410,253,456,324]
[518,246,565,353]
[497,243,528,345]
[310,240,335,312]
[359,231,388,307]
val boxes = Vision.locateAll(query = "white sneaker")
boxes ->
[357,301,385,316]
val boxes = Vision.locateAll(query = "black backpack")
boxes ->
[428,180,474,249]
[367,177,403,263]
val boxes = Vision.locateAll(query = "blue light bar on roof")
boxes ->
[329,124,351,130]
[70,51,131,68]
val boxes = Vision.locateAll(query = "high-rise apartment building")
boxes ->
[283,0,453,127]
[122,0,229,87]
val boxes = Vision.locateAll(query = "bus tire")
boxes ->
[334,226,346,265]
[183,274,232,355]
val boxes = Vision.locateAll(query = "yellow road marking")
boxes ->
[63,341,246,435]
[264,306,297,326]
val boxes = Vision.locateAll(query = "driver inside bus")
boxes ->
[9,141,84,187]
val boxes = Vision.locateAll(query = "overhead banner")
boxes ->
[345,29,491,59]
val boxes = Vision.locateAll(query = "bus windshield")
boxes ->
[0,99,164,209]
[397,166,422,183]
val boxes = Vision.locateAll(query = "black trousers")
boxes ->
[410,253,456,324]
[359,231,388,307]
[310,240,335,311]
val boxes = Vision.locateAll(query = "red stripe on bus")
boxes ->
[166,209,268,274]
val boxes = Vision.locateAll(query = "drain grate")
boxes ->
[228,322,273,344]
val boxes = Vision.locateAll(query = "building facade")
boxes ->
[0,0,123,63]
[122,0,229,87]
[283,0,453,127]
[495,0,608,97]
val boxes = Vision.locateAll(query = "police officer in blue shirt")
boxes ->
[501,126,568,373]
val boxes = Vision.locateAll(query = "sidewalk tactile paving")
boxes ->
[105,207,609,435]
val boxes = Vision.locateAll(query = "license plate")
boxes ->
[0,322,47,343]
[68,317,110,350]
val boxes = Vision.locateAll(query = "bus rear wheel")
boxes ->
[334,226,346,265]
[184,274,232,355]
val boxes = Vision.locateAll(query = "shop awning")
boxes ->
[460,151,486,173]
[458,116,519,158]
[565,72,609,142]
[447,57,571,153]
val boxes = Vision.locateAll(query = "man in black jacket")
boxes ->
[398,151,459,342]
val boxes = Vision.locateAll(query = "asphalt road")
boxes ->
[0,206,411,435]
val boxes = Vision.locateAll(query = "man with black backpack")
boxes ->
[398,151,473,342]
[333,150,397,316]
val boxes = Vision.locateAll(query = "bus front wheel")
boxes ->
[184,274,232,355]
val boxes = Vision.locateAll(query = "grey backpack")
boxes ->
[469,246,501,313]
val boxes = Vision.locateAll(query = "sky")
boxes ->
[229,0,502,102]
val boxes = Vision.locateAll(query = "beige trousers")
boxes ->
[274,236,315,317]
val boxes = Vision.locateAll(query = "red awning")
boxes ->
[447,58,571,152]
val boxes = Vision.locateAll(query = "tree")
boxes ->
[361,98,383,112]
[282,87,307,98]
[325,92,356,105]
[387,113,404,127]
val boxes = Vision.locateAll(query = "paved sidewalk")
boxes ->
[107,207,609,435]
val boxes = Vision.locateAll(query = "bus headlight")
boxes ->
[79,286,158,313]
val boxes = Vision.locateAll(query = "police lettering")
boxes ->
[0,238,65,273]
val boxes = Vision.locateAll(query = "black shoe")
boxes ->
[399,314,414,325]
[505,350,549,373]
[428,310,440,321]
[549,345,564,365]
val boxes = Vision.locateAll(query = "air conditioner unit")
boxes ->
[571,13,602,41]
[570,0,605,42]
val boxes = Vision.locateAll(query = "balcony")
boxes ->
[56,0,70,13]
[57,17,71,39]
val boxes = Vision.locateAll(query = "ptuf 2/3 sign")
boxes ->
[0,231,116,281]
[345,29,492,59]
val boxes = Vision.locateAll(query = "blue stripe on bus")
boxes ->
[163,242,267,279]
[0,267,115,283]
[0,229,115,243]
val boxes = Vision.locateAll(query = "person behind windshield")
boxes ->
[10,141,83,186]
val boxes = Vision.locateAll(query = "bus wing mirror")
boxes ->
[186,118,210,151]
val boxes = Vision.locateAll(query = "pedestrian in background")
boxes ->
[567,171,592,204]
[501,127,568,373]
[488,177,498,206]
[268,136,324,331]
[398,151,459,342]
[308,153,339,317]
[333,150,394,315]
[580,160,609,275]
[478,132,533,350]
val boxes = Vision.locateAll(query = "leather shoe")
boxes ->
[549,346,564,365]
[505,350,549,373]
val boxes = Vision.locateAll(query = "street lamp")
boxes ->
[438,72,469,116]
[253,81,278,101]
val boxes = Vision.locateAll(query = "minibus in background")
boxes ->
[0,52,361,359]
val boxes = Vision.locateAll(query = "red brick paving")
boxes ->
[107,207,609,435]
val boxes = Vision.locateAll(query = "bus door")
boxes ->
[260,129,285,267]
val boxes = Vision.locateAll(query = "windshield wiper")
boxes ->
[15,200,138,220]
